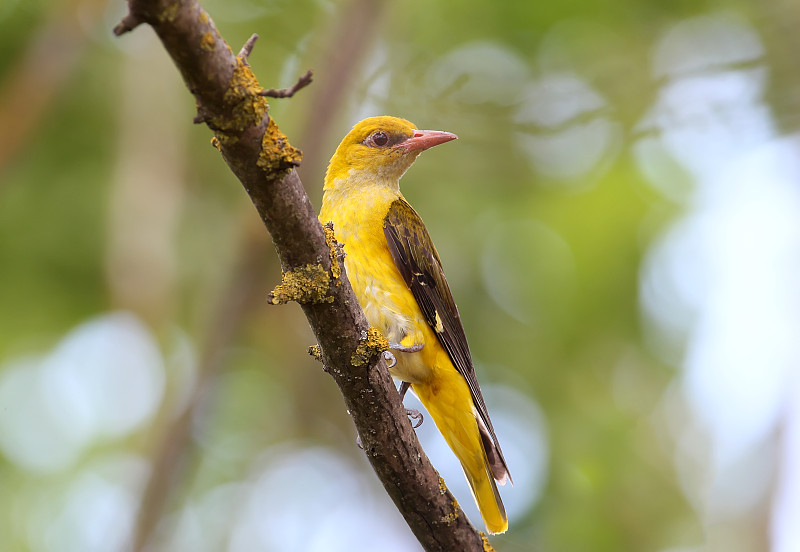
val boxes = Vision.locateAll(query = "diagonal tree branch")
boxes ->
[113,0,493,550]
[127,1,388,548]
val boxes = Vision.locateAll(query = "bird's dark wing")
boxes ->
[383,198,510,482]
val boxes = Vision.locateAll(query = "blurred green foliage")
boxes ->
[1,0,798,550]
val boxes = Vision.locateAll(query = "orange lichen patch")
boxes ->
[351,327,390,367]
[210,136,221,151]
[257,117,302,174]
[323,223,342,280]
[268,264,332,306]
[200,31,215,52]
[199,10,209,24]
[480,533,496,552]
[438,476,448,494]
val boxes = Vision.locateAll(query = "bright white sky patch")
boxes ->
[0,312,165,473]
[514,72,620,181]
[637,12,800,547]
[425,41,530,107]
[228,445,421,552]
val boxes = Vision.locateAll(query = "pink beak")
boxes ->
[393,129,458,152]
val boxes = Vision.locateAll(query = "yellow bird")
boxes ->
[320,116,511,534]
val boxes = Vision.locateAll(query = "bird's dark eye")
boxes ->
[370,131,389,147]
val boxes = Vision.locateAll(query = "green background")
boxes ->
[1,0,798,550]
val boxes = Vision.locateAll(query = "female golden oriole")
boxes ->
[320,116,511,534]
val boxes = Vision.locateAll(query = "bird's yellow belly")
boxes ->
[320,185,440,385]
[344,236,436,385]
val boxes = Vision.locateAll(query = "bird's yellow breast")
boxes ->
[319,180,439,384]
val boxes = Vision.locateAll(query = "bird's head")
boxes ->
[324,116,457,191]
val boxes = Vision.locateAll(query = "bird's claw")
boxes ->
[383,343,423,368]
[406,408,424,428]
[383,350,397,369]
[398,382,423,427]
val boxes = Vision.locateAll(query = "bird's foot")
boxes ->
[389,342,424,353]
[382,350,397,369]
[406,408,424,428]
[383,342,424,369]
[398,381,424,428]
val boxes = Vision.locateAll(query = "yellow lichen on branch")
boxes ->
[257,117,302,174]
[201,54,301,176]
[351,327,390,367]
[440,499,459,525]
[268,264,333,305]
[157,2,179,23]
[323,223,342,281]
[308,344,323,362]
[480,533,496,552]
[436,477,459,525]
[200,31,215,51]
[212,57,269,145]
[225,58,268,129]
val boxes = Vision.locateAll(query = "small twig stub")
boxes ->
[238,34,259,64]
[259,70,314,98]
[112,13,142,36]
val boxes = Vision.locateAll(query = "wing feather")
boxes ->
[384,198,510,482]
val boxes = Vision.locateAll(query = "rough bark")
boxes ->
[114,1,492,550]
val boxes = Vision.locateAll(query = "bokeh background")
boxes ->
[1,0,799,550]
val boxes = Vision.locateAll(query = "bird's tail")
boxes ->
[412,371,508,534]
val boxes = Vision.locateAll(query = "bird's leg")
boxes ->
[380,343,425,428]
[390,342,424,353]
[398,381,424,428]
[382,341,424,369]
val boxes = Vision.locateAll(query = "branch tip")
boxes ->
[238,34,259,64]
[259,70,314,98]
[112,13,142,36]
[193,106,211,125]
